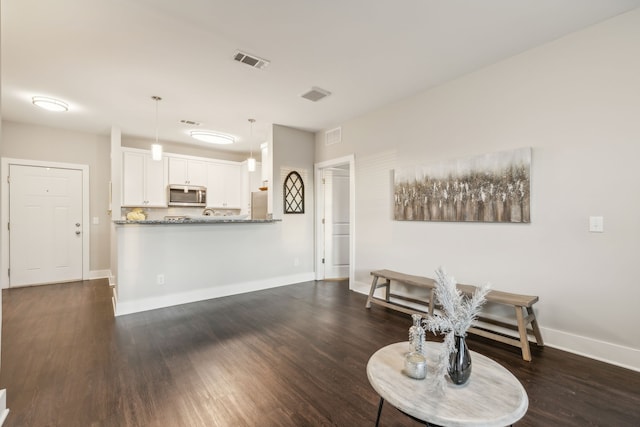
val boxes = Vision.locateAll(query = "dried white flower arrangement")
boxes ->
[423,267,490,391]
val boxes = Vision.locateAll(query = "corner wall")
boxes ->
[272,124,316,274]
[315,9,640,370]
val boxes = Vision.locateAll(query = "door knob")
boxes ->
[75,230,81,235]
[76,223,81,227]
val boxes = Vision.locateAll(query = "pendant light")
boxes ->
[151,96,163,161]
[247,118,256,172]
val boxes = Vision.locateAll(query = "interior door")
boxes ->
[9,165,83,287]
[323,168,350,279]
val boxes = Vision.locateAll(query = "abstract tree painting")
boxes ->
[394,148,531,223]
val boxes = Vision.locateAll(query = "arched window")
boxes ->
[283,171,304,214]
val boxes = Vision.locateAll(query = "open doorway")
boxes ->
[315,155,355,286]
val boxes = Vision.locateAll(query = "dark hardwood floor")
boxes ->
[1,280,639,427]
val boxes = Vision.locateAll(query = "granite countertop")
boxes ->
[114,217,280,225]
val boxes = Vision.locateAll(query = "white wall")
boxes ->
[1,121,111,274]
[315,9,640,370]
[273,125,316,273]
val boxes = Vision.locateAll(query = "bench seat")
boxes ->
[366,269,544,361]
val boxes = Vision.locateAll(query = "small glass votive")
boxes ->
[404,351,427,379]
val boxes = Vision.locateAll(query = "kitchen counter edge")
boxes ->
[114,218,281,225]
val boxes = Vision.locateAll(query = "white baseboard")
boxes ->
[88,269,111,280]
[115,272,315,316]
[351,280,640,372]
[351,280,371,294]
[541,327,640,372]
[111,286,118,315]
[0,389,9,426]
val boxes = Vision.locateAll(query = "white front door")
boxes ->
[323,168,350,279]
[9,165,83,287]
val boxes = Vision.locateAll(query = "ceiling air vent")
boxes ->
[301,87,332,102]
[325,127,342,146]
[233,50,270,70]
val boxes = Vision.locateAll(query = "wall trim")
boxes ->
[351,280,639,372]
[88,270,111,280]
[115,272,315,316]
[314,154,356,287]
[0,389,8,426]
[540,327,639,372]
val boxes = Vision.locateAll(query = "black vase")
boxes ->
[448,334,472,385]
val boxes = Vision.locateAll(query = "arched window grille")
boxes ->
[283,171,304,214]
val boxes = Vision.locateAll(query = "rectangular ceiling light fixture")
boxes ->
[301,86,332,102]
[233,50,270,70]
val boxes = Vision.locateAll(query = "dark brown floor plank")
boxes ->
[1,279,639,426]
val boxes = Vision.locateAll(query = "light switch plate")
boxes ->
[92,217,100,225]
[589,216,604,233]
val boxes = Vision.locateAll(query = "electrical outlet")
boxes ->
[157,274,165,285]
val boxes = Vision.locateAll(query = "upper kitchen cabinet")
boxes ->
[168,157,208,186]
[207,162,242,208]
[122,149,168,207]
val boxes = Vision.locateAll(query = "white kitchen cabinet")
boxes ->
[207,162,242,208]
[122,150,168,207]
[168,157,208,186]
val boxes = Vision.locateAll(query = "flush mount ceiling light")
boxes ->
[32,96,69,112]
[190,130,234,145]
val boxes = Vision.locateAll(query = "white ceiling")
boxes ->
[3,0,640,153]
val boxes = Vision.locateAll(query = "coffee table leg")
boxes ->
[375,397,384,426]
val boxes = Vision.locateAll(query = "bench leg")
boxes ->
[366,276,380,308]
[384,279,391,303]
[515,306,532,361]
[428,289,436,315]
[527,306,545,347]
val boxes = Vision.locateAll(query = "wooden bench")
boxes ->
[366,269,544,361]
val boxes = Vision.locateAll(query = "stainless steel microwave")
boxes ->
[168,185,207,207]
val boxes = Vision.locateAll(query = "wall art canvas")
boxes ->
[394,147,531,223]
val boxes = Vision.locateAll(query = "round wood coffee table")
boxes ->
[367,342,528,426]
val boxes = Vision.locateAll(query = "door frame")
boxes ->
[1,158,90,289]
[314,154,355,287]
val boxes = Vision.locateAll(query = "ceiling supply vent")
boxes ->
[233,50,270,70]
[301,87,332,102]
[179,119,201,126]
[325,127,342,146]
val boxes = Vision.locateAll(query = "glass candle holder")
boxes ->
[404,351,427,379]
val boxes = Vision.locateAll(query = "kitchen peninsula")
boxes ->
[112,216,313,316]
